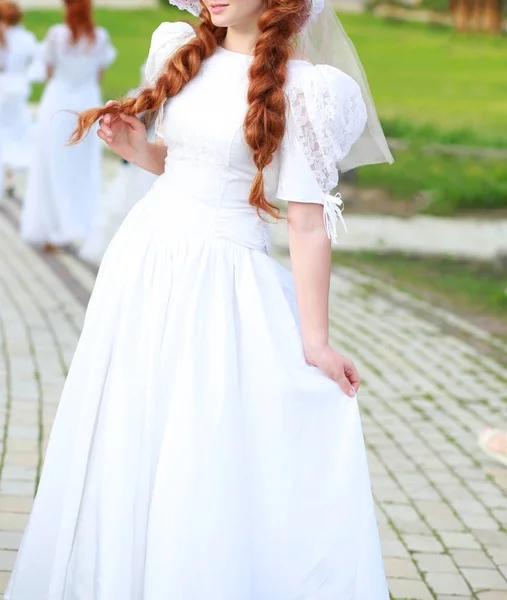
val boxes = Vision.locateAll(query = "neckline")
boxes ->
[216,45,310,65]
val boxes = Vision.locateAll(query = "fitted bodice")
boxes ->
[141,22,367,252]
[153,48,282,252]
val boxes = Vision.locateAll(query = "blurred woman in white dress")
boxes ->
[0,2,37,179]
[80,63,159,266]
[20,0,116,252]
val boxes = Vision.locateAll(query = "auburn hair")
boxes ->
[1,2,23,27]
[71,0,309,218]
[64,0,95,43]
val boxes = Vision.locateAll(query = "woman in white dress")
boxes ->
[20,0,116,252]
[0,3,37,176]
[7,0,393,597]
[79,63,159,266]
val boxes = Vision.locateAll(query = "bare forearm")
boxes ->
[288,206,332,360]
[129,141,167,175]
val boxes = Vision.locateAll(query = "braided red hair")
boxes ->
[64,0,95,44]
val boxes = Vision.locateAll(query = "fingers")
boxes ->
[345,361,361,393]
[98,118,113,142]
[97,128,109,144]
[335,374,356,398]
[334,359,359,397]
[119,113,144,131]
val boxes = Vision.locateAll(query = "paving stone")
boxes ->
[384,557,420,580]
[452,549,496,569]
[0,513,29,532]
[461,568,507,592]
[388,577,433,600]
[402,534,445,553]
[436,596,474,600]
[0,496,33,514]
[0,532,22,551]
[0,571,10,593]
[0,480,34,497]
[414,553,459,573]
[461,514,500,530]
[425,571,471,595]
[472,530,507,549]
[0,550,17,571]
[476,592,507,600]
[382,539,411,559]
[440,532,481,550]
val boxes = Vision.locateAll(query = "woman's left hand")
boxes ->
[304,344,360,398]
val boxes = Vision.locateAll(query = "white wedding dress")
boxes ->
[20,24,116,246]
[7,22,388,600]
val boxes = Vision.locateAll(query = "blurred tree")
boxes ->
[450,0,504,33]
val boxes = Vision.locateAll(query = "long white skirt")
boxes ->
[20,78,102,246]
[0,76,33,170]
[7,188,388,599]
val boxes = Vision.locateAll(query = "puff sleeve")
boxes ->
[144,22,196,86]
[144,22,195,137]
[276,64,367,242]
[96,27,117,70]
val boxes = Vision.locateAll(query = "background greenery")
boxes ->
[24,9,507,215]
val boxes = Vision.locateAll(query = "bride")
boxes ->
[6,0,393,597]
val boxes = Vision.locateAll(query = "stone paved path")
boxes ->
[0,192,507,599]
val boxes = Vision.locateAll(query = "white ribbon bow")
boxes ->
[323,192,348,243]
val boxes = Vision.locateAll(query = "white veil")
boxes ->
[298,2,394,171]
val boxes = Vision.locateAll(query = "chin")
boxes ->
[209,13,232,27]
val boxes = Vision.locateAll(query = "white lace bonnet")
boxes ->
[166,0,393,172]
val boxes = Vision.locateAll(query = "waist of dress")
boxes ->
[141,177,272,255]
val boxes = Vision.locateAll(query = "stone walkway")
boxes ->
[0,192,506,599]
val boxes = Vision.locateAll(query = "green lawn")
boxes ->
[358,148,507,215]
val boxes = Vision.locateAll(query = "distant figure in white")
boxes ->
[20,0,116,253]
[0,2,37,192]
[80,63,159,267]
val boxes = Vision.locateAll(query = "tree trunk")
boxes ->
[484,0,503,33]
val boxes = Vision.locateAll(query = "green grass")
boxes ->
[338,14,507,148]
[358,147,507,214]
[334,251,507,342]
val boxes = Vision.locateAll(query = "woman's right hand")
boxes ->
[97,100,148,163]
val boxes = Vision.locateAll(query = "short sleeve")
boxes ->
[96,28,117,70]
[144,22,196,86]
[144,22,196,139]
[276,64,367,241]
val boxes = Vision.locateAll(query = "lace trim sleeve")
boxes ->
[282,65,367,242]
[287,65,367,195]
